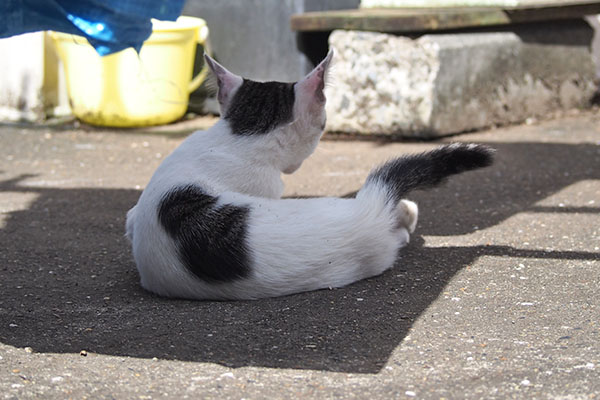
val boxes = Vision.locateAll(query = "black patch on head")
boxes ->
[224,79,296,135]
[158,185,251,283]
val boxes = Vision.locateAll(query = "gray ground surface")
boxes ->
[0,112,599,399]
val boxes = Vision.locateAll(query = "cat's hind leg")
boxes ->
[396,199,418,233]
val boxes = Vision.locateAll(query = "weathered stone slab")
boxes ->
[325,20,597,137]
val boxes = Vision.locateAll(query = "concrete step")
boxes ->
[324,19,597,137]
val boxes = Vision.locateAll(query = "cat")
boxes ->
[125,50,494,300]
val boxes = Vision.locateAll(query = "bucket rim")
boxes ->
[151,16,207,32]
[48,15,207,42]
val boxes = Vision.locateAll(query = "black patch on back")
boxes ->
[158,185,251,283]
[224,79,296,135]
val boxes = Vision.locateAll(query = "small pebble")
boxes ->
[80,350,87,357]
[24,347,33,353]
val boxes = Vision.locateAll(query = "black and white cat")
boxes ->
[125,51,494,300]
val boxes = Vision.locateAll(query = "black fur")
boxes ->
[366,143,494,203]
[158,185,251,283]
[225,79,296,135]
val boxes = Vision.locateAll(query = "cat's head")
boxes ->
[204,51,334,174]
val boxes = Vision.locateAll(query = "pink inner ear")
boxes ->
[204,55,242,107]
[306,67,326,102]
[217,73,240,105]
[298,67,327,104]
[297,51,333,104]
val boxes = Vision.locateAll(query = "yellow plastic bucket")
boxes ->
[50,16,209,127]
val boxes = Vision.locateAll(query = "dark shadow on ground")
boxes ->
[0,141,598,373]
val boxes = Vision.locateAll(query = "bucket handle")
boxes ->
[188,25,210,93]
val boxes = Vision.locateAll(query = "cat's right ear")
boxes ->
[204,54,244,113]
[295,50,334,110]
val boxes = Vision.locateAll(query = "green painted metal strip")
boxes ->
[290,2,600,32]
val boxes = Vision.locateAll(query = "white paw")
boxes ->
[397,199,418,233]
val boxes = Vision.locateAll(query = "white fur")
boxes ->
[126,51,419,300]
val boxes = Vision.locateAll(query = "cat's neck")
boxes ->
[193,119,285,171]
[179,119,285,198]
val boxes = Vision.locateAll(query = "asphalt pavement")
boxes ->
[0,111,599,399]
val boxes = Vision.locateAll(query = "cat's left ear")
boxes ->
[295,49,334,106]
[204,54,244,113]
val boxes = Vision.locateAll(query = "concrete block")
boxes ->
[587,15,600,78]
[0,33,45,121]
[326,20,597,137]
[0,32,69,122]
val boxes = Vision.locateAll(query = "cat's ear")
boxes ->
[295,49,334,106]
[204,54,244,112]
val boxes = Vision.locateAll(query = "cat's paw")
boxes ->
[396,199,418,233]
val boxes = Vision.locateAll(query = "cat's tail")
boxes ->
[358,143,495,204]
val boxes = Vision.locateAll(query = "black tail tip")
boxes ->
[440,143,495,170]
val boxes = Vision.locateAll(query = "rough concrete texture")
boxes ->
[1,110,599,398]
[587,14,600,78]
[326,20,597,137]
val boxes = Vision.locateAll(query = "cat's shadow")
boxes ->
[0,140,598,373]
